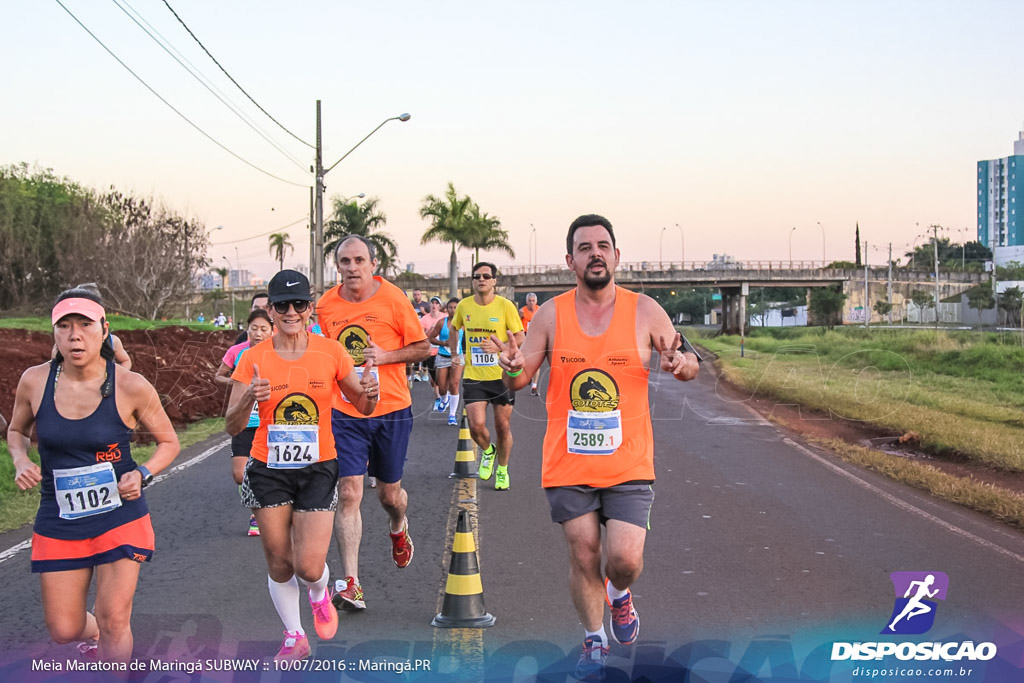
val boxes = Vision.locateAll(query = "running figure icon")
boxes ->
[888,574,939,631]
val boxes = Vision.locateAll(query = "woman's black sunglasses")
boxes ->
[272,300,310,314]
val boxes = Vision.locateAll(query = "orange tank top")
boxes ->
[541,287,654,488]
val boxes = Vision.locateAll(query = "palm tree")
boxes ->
[323,195,399,277]
[465,203,513,265]
[268,232,293,272]
[420,182,477,297]
[212,266,229,290]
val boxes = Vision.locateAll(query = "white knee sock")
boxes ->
[268,575,304,635]
[448,394,460,417]
[299,563,330,603]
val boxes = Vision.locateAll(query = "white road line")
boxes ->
[0,438,230,566]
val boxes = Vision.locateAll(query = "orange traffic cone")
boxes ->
[450,410,478,478]
[432,509,496,628]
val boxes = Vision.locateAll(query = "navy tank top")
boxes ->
[34,359,149,539]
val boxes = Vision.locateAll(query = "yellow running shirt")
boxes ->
[452,295,523,382]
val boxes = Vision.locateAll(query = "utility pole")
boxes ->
[887,242,893,325]
[864,241,869,328]
[993,261,999,328]
[313,100,325,297]
[933,224,940,330]
[308,186,314,280]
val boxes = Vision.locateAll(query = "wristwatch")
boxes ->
[137,465,154,488]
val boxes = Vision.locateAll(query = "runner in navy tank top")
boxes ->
[33,356,151,555]
[7,286,179,664]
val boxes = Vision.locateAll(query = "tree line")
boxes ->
[0,163,210,319]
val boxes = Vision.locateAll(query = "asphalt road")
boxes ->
[1,367,1022,682]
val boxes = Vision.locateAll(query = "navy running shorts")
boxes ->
[332,407,413,483]
[544,483,655,530]
[241,458,338,512]
[463,379,515,406]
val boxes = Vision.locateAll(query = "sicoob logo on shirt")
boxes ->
[338,325,369,365]
[570,370,620,412]
[274,394,319,425]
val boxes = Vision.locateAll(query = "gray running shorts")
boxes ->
[544,483,655,530]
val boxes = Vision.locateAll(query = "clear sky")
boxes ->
[4,0,1023,280]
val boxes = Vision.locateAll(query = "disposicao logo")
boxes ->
[831,571,997,663]
[882,571,948,635]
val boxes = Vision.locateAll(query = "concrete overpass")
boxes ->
[398,260,987,334]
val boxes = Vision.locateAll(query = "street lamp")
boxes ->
[660,227,666,269]
[674,223,684,267]
[221,256,236,326]
[788,226,797,264]
[529,224,537,272]
[816,221,826,266]
[313,106,410,296]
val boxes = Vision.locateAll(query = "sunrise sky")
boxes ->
[4,0,1023,279]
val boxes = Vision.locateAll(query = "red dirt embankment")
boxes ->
[0,327,239,427]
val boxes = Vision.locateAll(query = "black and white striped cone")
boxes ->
[431,509,496,628]
[450,410,478,478]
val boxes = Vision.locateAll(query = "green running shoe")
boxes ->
[478,444,496,481]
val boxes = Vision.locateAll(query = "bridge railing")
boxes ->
[501,260,831,275]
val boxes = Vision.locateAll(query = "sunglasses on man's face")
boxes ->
[472,273,494,280]
[272,300,310,314]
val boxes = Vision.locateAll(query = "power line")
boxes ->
[112,0,308,173]
[53,0,309,188]
[211,216,307,245]
[161,0,313,149]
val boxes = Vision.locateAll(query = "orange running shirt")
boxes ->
[520,305,536,333]
[316,277,426,417]
[541,287,654,488]
[232,334,354,463]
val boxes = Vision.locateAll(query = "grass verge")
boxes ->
[0,418,226,534]
[809,436,1024,531]
[691,329,1024,472]
[0,315,226,333]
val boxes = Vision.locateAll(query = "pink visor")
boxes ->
[52,298,106,325]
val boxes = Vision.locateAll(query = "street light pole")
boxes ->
[789,226,797,264]
[529,225,537,272]
[675,223,684,267]
[313,102,410,296]
[817,221,826,266]
[659,227,666,269]
[222,255,236,328]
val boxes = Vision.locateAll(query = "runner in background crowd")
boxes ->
[428,297,464,425]
[450,262,524,490]
[420,296,447,412]
[234,292,270,344]
[520,292,540,395]
[215,309,274,536]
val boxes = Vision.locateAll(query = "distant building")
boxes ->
[228,269,251,288]
[977,125,1024,250]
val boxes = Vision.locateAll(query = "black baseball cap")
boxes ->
[267,270,313,304]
